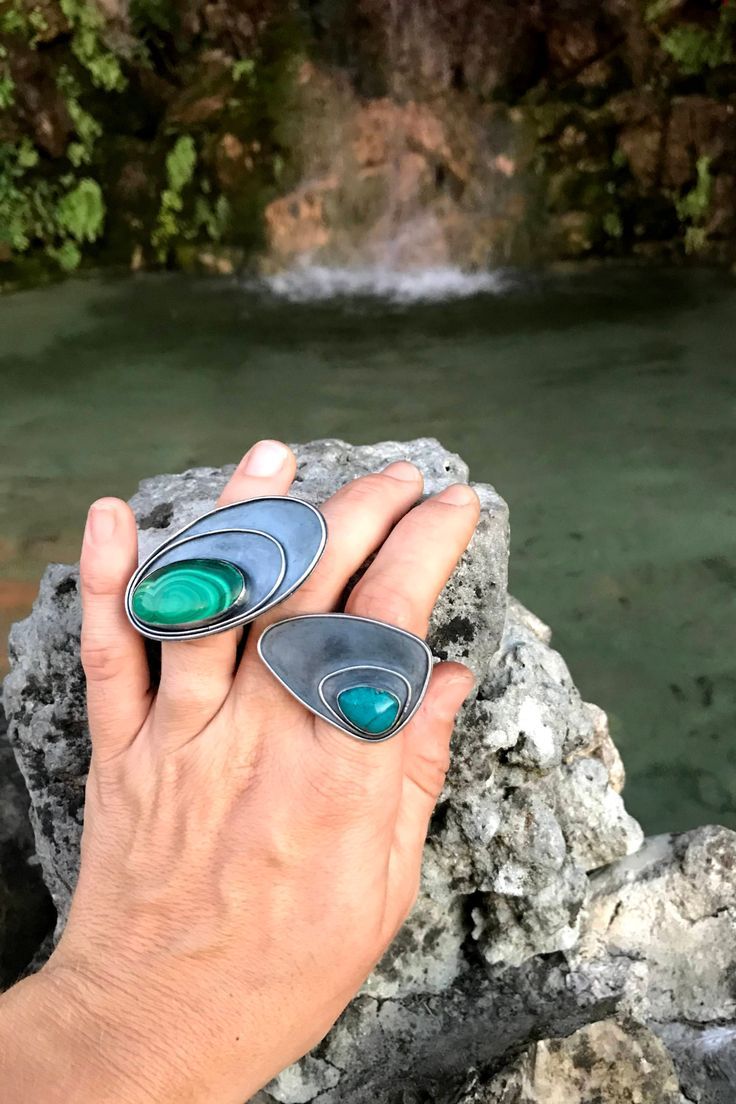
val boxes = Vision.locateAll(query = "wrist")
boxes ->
[0,962,163,1104]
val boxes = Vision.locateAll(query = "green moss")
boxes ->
[660,5,736,76]
[58,0,126,91]
[674,156,713,254]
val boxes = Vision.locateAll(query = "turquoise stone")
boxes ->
[337,686,401,736]
[131,558,245,628]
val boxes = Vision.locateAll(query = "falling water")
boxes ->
[261,2,526,300]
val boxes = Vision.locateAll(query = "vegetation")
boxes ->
[659,1,736,75]
[675,155,713,255]
[0,0,297,279]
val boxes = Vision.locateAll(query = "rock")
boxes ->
[663,98,736,190]
[574,826,736,1025]
[262,62,527,272]
[0,704,54,988]
[461,1019,686,1103]
[565,827,736,1103]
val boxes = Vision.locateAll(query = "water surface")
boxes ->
[0,267,734,835]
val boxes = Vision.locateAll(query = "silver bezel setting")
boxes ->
[125,496,327,642]
[257,613,434,742]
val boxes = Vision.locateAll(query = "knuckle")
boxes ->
[80,568,119,598]
[349,575,414,628]
[343,472,393,505]
[81,638,127,683]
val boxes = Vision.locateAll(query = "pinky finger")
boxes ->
[79,498,152,760]
[385,663,474,926]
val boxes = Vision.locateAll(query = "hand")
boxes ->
[0,440,479,1104]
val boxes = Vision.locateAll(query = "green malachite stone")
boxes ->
[337,686,401,736]
[131,558,245,628]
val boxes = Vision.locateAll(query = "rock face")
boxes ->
[461,1019,686,1104]
[0,706,54,987]
[2,0,736,282]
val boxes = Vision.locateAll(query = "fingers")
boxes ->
[255,461,424,627]
[155,441,295,744]
[217,440,297,508]
[346,483,480,635]
[386,663,474,922]
[80,498,151,760]
[304,481,478,788]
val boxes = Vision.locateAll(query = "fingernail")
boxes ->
[383,460,421,482]
[437,483,478,507]
[87,502,117,543]
[239,440,289,477]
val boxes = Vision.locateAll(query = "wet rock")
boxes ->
[262,63,528,272]
[663,98,736,190]
[7,44,73,158]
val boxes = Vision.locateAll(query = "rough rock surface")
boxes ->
[569,827,736,1104]
[460,1019,686,1103]
[0,706,53,987]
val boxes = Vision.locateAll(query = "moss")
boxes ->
[674,155,713,254]
[0,0,302,278]
[659,4,736,76]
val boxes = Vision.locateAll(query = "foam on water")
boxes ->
[260,264,510,303]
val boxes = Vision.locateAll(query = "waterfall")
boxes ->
[260,2,526,299]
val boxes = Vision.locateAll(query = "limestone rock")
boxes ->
[0,705,53,987]
[565,827,736,1104]
[574,826,736,1025]
[462,1019,685,1103]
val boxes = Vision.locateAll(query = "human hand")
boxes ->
[2,440,479,1104]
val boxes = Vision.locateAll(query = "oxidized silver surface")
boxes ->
[257,613,434,741]
[125,496,327,641]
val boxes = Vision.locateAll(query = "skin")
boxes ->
[0,439,480,1104]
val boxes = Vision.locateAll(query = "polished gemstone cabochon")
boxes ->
[337,686,401,735]
[131,558,245,628]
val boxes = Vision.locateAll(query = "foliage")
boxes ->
[0,137,105,271]
[152,135,231,261]
[661,5,736,75]
[675,156,713,254]
[0,42,14,108]
[58,0,126,91]
[231,58,256,84]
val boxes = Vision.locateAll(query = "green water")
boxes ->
[0,268,734,835]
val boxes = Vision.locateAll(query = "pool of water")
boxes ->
[0,266,734,835]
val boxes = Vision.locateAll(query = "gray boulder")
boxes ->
[0,705,53,987]
[459,1019,686,1103]
[568,826,736,1104]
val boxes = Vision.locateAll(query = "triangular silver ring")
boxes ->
[257,613,433,741]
